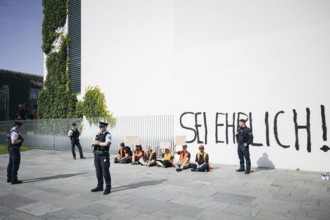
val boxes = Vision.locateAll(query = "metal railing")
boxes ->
[0,115,174,154]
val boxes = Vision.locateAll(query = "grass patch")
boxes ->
[0,144,32,154]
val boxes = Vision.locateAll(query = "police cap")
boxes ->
[98,122,109,127]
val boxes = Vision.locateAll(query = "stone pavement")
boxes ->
[0,149,329,220]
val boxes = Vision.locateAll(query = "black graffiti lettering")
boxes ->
[249,112,263,146]
[274,111,290,148]
[293,108,311,152]
[321,105,327,141]
[265,111,270,146]
[203,112,208,145]
[226,113,236,144]
[215,112,225,143]
[194,112,207,144]
[180,112,196,143]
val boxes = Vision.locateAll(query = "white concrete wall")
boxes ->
[81,0,330,171]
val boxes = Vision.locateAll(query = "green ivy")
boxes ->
[77,86,116,128]
[39,1,78,120]
[41,0,67,54]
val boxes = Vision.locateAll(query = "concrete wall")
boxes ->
[81,0,330,171]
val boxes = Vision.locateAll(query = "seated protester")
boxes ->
[139,145,157,167]
[132,145,144,165]
[191,145,210,172]
[114,142,132,163]
[174,145,191,172]
[156,147,174,168]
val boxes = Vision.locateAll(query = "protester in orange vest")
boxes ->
[156,147,174,168]
[114,143,132,163]
[174,145,191,172]
[191,145,210,172]
[132,145,144,165]
[139,145,157,167]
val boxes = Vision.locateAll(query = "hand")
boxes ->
[197,164,200,168]
[180,165,183,169]
[94,141,100,145]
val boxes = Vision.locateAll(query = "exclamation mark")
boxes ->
[320,105,330,152]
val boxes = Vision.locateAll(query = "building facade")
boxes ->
[0,69,43,121]
[68,0,330,171]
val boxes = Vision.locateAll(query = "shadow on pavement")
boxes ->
[23,172,87,183]
[112,179,168,193]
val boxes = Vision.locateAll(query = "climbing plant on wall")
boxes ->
[76,86,116,128]
[38,0,78,119]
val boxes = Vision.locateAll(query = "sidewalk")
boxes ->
[0,149,329,220]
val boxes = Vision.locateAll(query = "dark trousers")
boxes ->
[114,157,132,163]
[71,139,84,159]
[238,145,251,171]
[191,163,209,172]
[94,154,111,190]
[7,147,21,182]
[162,160,173,168]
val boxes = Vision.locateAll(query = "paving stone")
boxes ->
[211,191,256,204]
[0,194,38,209]
[222,204,261,218]
[77,203,116,216]
[16,201,63,216]
[40,208,94,219]
[1,149,330,219]
[255,209,297,220]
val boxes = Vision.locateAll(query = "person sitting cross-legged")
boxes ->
[139,145,157,167]
[156,147,174,168]
[174,145,191,172]
[191,145,210,172]
[114,143,132,163]
[132,145,144,165]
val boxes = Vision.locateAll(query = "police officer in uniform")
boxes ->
[91,122,112,195]
[7,120,24,184]
[236,119,253,174]
[68,122,86,160]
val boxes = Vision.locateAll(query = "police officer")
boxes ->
[236,119,253,174]
[91,122,112,195]
[68,122,86,160]
[7,120,24,184]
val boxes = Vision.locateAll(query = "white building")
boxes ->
[69,0,330,171]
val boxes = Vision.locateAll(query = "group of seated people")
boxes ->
[114,142,210,172]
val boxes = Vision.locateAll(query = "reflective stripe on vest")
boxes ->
[146,150,155,160]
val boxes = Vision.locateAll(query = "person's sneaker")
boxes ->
[103,189,111,195]
[91,187,103,192]
[73,158,76,160]
[245,170,251,174]
[11,180,23,184]
[7,179,11,183]
[80,157,86,159]
[191,168,197,172]
[176,168,182,172]
[236,168,245,172]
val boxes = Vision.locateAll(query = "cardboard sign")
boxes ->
[175,135,186,146]
[124,136,141,146]
[159,142,170,149]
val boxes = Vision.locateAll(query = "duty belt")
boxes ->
[94,151,109,154]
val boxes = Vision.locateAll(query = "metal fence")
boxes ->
[0,115,174,154]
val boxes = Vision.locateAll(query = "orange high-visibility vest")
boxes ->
[197,152,210,171]
[179,150,190,167]
[120,148,126,157]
